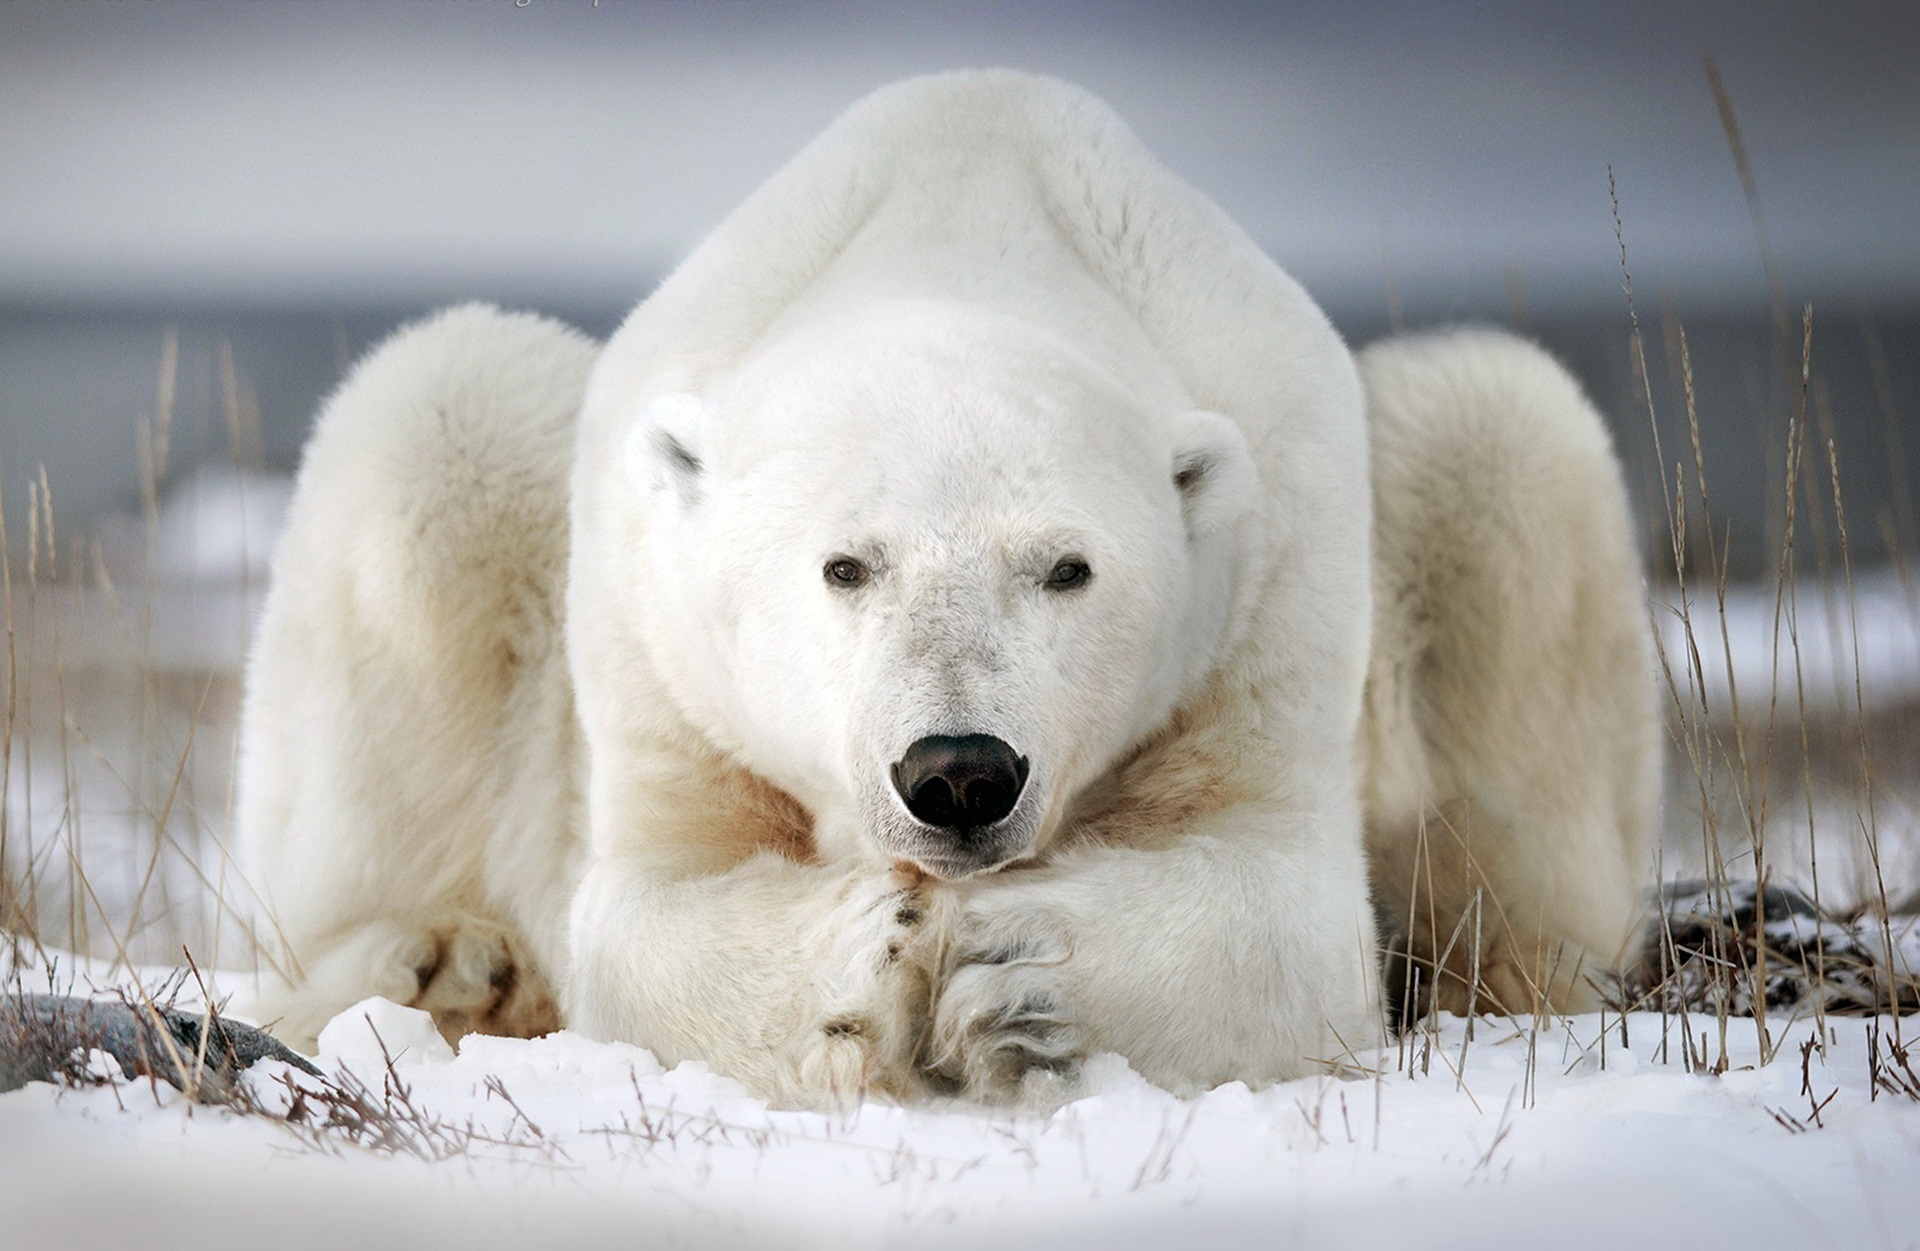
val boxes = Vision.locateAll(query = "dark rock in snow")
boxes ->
[0,992,318,1099]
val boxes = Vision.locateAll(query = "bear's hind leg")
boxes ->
[1360,329,1661,1021]
[237,305,595,1056]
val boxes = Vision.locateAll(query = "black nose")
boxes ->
[890,734,1030,830]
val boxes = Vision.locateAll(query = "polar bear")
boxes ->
[238,71,1657,1105]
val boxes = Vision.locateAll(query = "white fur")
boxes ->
[238,72,1656,1106]
[1358,329,1660,1015]
[239,304,594,1048]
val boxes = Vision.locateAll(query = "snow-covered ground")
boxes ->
[3,960,1917,1251]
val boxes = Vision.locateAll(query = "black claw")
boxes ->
[822,1016,867,1039]
[410,936,449,996]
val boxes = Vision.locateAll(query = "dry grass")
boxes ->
[1,329,285,982]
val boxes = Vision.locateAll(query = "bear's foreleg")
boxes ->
[567,853,951,1109]
[926,817,1382,1104]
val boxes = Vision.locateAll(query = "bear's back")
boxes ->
[280,302,597,666]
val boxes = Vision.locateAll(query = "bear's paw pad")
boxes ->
[408,921,560,1042]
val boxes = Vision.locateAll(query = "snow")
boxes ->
[4,948,1919,1250]
[319,994,458,1067]
[1657,568,1920,713]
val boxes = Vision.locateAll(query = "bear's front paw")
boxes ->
[924,903,1085,1108]
[782,867,946,1108]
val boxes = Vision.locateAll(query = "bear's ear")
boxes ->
[624,392,709,508]
[1169,410,1256,538]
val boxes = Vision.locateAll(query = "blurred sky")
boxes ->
[3,0,1917,312]
[1,0,1917,560]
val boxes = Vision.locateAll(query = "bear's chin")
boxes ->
[883,839,1039,881]
[898,852,1009,882]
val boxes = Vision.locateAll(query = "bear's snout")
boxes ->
[889,734,1029,834]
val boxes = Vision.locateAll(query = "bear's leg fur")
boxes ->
[236,305,597,1051]
[925,770,1385,1103]
[1358,328,1660,1019]
[567,854,951,1109]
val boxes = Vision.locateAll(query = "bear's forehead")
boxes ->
[718,386,1170,530]
[726,420,1162,531]
[717,297,1181,470]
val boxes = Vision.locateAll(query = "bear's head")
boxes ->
[625,298,1257,877]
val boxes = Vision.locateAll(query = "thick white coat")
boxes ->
[239,72,1655,1105]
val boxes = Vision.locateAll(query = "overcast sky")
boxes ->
[3,0,1917,315]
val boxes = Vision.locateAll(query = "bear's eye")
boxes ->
[1044,558,1092,592]
[824,557,871,589]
